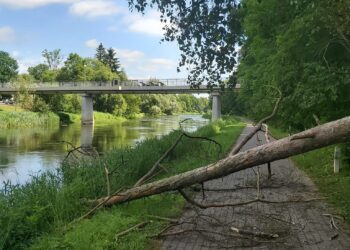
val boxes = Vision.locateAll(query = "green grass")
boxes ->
[58,112,126,124]
[0,117,245,250]
[269,126,350,224]
[0,104,25,112]
[0,110,59,128]
[94,111,126,123]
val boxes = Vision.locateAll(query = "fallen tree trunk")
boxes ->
[97,116,350,206]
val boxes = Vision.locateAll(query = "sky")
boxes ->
[0,0,186,79]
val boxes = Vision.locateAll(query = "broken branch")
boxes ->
[229,89,282,156]
[230,226,279,239]
[115,221,150,239]
[178,189,323,209]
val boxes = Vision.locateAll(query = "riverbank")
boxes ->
[0,105,130,128]
[0,105,59,129]
[269,126,350,224]
[0,117,245,249]
[57,111,128,125]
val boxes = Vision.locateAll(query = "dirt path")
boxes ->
[162,125,350,249]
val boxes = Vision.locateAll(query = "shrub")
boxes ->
[149,105,162,116]
[32,96,50,113]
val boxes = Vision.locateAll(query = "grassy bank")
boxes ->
[0,105,59,129]
[0,105,128,128]
[0,117,245,249]
[269,127,350,223]
[58,111,127,125]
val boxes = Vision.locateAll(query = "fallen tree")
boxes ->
[96,116,350,207]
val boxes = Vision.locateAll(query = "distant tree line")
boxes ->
[0,44,208,117]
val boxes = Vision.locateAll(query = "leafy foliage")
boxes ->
[0,51,18,83]
[128,0,243,87]
[28,64,49,82]
[236,0,350,130]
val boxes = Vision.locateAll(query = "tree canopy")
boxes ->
[128,0,243,87]
[28,64,49,82]
[95,43,121,74]
[237,0,350,130]
[0,51,18,83]
[42,49,62,70]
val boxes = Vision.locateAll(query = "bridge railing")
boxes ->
[0,79,191,89]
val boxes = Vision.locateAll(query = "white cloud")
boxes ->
[18,58,43,73]
[85,38,99,48]
[0,0,120,18]
[10,51,43,73]
[114,48,144,63]
[69,0,119,18]
[0,26,15,43]
[125,11,164,37]
[114,47,181,78]
[0,0,76,8]
[149,58,176,68]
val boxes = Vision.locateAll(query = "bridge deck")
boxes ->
[0,86,226,94]
[0,82,240,94]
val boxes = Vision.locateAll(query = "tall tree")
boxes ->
[105,48,121,73]
[237,0,350,130]
[84,58,117,82]
[95,43,107,63]
[28,64,49,82]
[57,53,86,82]
[0,51,18,83]
[42,49,62,70]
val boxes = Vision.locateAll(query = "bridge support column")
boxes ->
[211,92,221,121]
[81,94,94,125]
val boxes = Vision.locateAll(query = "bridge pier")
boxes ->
[211,92,221,121]
[81,94,94,125]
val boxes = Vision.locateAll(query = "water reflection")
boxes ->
[0,114,208,186]
[81,125,94,149]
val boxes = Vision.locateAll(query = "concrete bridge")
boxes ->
[0,79,240,123]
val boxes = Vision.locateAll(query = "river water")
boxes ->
[0,114,208,186]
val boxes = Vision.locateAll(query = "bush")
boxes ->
[149,105,162,116]
[31,96,50,113]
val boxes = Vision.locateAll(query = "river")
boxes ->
[0,114,208,186]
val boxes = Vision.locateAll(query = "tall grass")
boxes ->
[0,111,59,128]
[0,118,245,249]
[58,111,127,125]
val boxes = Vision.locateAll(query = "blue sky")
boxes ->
[0,0,186,79]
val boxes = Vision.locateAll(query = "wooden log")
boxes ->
[96,116,350,207]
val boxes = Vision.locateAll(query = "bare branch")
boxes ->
[229,88,282,156]
[178,189,323,210]
[115,221,150,240]
[231,226,279,239]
